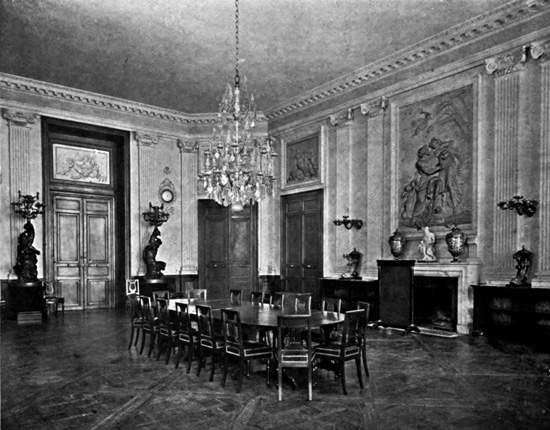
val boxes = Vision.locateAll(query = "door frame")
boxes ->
[42,117,130,308]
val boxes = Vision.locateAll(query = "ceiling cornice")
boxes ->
[0,73,219,126]
[265,0,550,121]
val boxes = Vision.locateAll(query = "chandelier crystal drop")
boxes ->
[198,0,277,212]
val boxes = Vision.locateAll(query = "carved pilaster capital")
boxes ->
[2,109,38,126]
[134,132,160,146]
[360,97,388,118]
[329,108,354,128]
[177,139,199,153]
[531,38,550,62]
[485,45,528,76]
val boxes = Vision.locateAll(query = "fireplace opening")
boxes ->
[414,276,458,332]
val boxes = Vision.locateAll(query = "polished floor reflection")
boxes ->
[1,309,549,430]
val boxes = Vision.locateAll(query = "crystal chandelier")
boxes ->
[198,0,277,212]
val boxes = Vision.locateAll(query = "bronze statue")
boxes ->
[510,245,532,286]
[13,221,40,283]
[142,227,166,279]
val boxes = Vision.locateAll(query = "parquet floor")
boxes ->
[1,308,549,430]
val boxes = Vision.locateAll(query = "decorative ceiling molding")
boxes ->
[1,108,38,126]
[531,36,550,60]
[265,0,550,121]
[329,108,353,128]
[485,45,528,75]
[360,97,388,119]
[177,139,200,153]
[0,72,218,126]
[134,132,160,146]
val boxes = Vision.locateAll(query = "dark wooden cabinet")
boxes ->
[473,285,550,349]
[8,281,45,320]
[319,278,379,319]
[377,260,416,330]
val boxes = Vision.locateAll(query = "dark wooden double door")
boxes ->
[281,190,323,303]
[198,201,257,300]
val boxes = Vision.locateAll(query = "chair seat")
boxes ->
[316,341,360,359]
[200,335,224,350]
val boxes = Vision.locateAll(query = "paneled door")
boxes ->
[281,190,323,303]
[52,193,114,309]
[198,201,257,300]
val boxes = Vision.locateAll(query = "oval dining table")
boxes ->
[168,297,345,389]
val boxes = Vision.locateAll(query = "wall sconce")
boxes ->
[11,191,45,220]
[333,215,363,230]
[142,202,170,227]
[497,195,538,217]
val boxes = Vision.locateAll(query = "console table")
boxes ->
[319,278,378,319]
[472,285,550,349]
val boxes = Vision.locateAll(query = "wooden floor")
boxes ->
[1,308,549,430]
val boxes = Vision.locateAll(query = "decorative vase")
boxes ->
[445,225,467,263]
[389,229,407,259]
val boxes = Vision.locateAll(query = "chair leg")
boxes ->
[362,346,369,377]
[186,342,194,374]
[340,359,348,395]
[308,363,313,401]
[139,331,147,354]
[128,326,135,349]
[356,356,364,389]
[148,333,156,358]
[156,335,163,361]
[165,337,172,365]
[221,353,229,387]
[209,352,217,382]
[278,363,283,401]
[237,359,246,393]
[196,346,204,377]
[266,358,270,387]
[175,340,185,369]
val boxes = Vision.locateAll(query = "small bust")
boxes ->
[510,245,532,286]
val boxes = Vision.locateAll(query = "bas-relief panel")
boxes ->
[397,85,474,230]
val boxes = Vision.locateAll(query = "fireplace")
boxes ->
[413,262,480,335]
[414,276,458,332]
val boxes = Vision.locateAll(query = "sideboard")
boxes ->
[319,278,379,320]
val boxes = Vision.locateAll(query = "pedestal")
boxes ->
[8,281,45,322]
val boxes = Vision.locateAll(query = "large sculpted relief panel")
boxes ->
[398,85,473,230]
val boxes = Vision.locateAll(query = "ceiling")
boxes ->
[1,0,507,115]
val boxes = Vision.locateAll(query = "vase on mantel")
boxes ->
[445,225,467,263]
[389,229,407,259]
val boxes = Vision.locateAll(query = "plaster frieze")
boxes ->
[531,37,550,61]
[485,45,528,76]
[177,139,200,153]
[134,132,160,146]
[2,108,38,126]
[360,97,388,118]
[266,0,549,120]
[329,108,353,128]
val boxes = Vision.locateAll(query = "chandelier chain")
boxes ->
[235,0,240,85]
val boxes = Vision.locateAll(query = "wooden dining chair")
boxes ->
[156,298,177,364]
[309,297,342,345]
[357,301,371,377]
[187,288,207,301]
[315,309,366,395]
[127,294,144,350]
[138,295,159,358]
[283,293,312,314]
[220,308,272,393]
[195,304,225,381]
[277,315,315,401]
[249,291,264,305]
[175,302,199,373]
[229,289,242,306]
[272,292,284,308]
[44,281,65,318]
[152,290,170,305]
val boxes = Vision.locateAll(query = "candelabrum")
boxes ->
[497,196,538,217]
[11,191,45,220]
[11,191,45,284]
[142,203,170,227]
[333,215,363,230]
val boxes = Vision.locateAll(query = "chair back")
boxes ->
[262,292,272,305]
[272,292,284,308]
[341,309,366,349]
[277,315,313,365]
[152,290,170,305]
[175,302,195,339]
[187,288,207,301]
[249,291,263,305]
[220,308,244,357]
[139,295,155,328]
[126,279,140,296]
[229,289,242,306]
[156,297,172,334]
[357,301,371,321]
[196,304,215,345]
[128,294,142,319]
[283,293,312,314]
[322,297,342,314]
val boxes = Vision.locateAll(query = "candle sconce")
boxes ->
[497,196,538,217]
[12,191,45,220]
[142,203,169,281]
[333,215,363,230]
